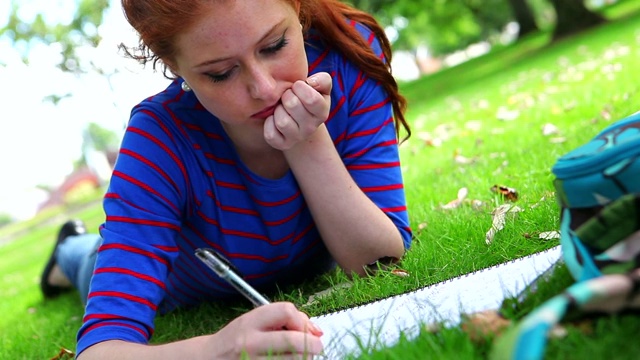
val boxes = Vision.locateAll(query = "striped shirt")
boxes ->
[77,22,412,354]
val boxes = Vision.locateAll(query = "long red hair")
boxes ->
[120,0,410,140]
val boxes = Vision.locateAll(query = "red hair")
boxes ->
[120,0,410,140]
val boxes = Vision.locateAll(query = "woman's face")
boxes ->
[172,0,308,131]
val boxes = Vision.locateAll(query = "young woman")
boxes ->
[41,0,412,358]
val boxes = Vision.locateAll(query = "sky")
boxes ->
[0,0,170,219]
[0,0,421,221]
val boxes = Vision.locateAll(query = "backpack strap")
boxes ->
[492,193,640,360]
[562,193,640,281]
[491,269,640,360]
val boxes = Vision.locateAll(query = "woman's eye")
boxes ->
[206,70,233,83]
[262,35,288,55]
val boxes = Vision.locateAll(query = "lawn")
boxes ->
[2,3,640,359]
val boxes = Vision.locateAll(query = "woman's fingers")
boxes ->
[229,303,324,357]
[264,72,332,150]
[285,74,332,125]
[251,302,323,336]
[249,329,324,356]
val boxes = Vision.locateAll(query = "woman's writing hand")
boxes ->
[209,302,324,359]
[264,72,332,150]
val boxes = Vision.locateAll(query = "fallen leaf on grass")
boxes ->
[50,348,75,360]
[441,187,468,209]
[460,310,512,343]
[539,231,561,240]
[490,185,518,202]
[496,106,520,121]
[454,150,476,165]
[417,132,443,147]
[523,230,561,240]
[486,204,524,245]
[390,269,410,278]
[542,123,559,136]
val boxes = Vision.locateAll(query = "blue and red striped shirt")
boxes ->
[77,22,412,353]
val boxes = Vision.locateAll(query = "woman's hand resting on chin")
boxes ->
[264,72,332,150]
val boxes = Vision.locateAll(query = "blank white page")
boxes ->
[311,245,562,359]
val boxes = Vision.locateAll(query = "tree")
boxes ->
[548,0,605,39]
[507,0,540,38]
[85,122,120,154]
[1,0,111,72]
[364,0,512,55]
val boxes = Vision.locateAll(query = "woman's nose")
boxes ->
[247,63,278,101]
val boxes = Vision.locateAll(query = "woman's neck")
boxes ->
[221,121,289,180]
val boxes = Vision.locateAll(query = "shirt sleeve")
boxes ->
[329,22,413,250]
[76,104,191,355]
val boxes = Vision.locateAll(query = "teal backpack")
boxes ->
[493,111,640,359]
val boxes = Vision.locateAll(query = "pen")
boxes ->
[195,248,271,307]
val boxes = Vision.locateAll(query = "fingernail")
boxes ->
[309,322,324,335]
[306,76,319,87]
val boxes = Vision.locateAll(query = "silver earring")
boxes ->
[181,81,191,92]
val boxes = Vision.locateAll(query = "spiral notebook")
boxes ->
[311,245,562,359]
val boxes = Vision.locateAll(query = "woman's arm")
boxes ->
[285,123,405,275]
[78,302,323,360]
[265,72,407,276]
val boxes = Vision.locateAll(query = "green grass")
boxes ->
[2,5,640,359]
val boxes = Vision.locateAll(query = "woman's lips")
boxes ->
[252,103,279,119]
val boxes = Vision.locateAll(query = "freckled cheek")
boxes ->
[283,43,309,82]
[198,91,241,120]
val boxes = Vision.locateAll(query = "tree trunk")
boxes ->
[549,0,606,40]
[507,0,539,38]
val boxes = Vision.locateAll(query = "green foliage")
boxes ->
[351,0,513,55]
[0,0,110,72]
[85,122,120,153]
[0,213,14,228]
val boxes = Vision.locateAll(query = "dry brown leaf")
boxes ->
[441,187,468,210]
[470,199,485,209]
[496,106,520,121]
[417,132,443,147]
[460,310,512,342]
[542,123,559,136]
[391,269,410,278]
[539,231,561,240]
[490,185,518,202]
[453,150,476,165]
[50,348,75,360]
[486,204,523,244]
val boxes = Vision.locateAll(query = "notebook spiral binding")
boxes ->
[313,245,561,318]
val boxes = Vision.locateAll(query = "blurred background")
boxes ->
[0,0,622,227]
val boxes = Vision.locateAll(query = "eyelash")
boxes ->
[206,35,290,83]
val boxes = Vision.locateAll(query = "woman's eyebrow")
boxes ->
[194,19,286,69]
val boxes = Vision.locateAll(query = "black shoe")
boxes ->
[40,219,87,299]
